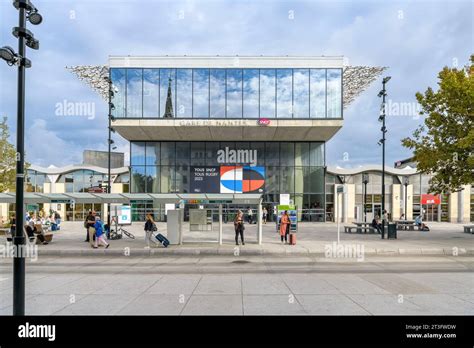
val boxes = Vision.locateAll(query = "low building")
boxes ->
[0,163,471,224]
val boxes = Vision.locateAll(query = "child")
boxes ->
[94,216,110,249]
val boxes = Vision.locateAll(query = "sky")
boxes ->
[0,0,472,168]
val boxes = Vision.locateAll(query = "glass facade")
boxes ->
[58,170,108,193]
[130,141,325,213]
[111,68,342,119]
[25,170,50,193]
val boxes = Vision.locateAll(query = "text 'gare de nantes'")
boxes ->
[65,55,402,221]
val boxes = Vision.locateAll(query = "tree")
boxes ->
[0,117,17,192]
[402,55,474,194]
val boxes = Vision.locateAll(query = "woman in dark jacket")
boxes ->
[144,214,156,249]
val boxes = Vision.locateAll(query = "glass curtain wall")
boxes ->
[111,68,342,119]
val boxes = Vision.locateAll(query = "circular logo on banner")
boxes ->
[257,118,270,126]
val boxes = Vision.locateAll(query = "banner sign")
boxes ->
[190,166,265,194]
[421,194,441,205]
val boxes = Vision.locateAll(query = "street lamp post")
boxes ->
[0,0,42,316]
[104,73,115,228]
[362,173,369,222]
[378,76,391,239]
[403,176,409,220]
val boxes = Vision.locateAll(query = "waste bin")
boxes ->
[387,223,397,239]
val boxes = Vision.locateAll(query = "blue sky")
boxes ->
[0,0,472,167]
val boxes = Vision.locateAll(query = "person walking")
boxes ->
[247,207,253,224]
[262,207,268,224]
[144,213,156,249]
[93,216,109,249]
[279,211,290,243]
[234,210,245,246]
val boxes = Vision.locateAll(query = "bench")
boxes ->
[344,226,378,234]
[464,225,474,234]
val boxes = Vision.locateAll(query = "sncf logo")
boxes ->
[257,118,270,126]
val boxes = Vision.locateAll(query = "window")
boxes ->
[327,69,342,118]
[243,69,259,118]
[176,69,192,118]
[160,69,176,118]
[226,69,242,118]
[131,142,146,165]
[210,69,226,118]
[276,69,292,118]
[310,69,326,118]
[259,69,276,118]
[193,69,209,118]
[111,68,126,118]
[293,69,309,118]
[126,69,143,118]
[143,69,159,117]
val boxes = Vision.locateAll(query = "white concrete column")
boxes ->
[406,185,413,220]
[343,184,348,223]
[458,188,465,223]
[257,199,263,245]
[392,184,401,220]
[218,204,222,245]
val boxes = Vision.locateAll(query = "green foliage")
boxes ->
[402,55,474,193]
[0,117,17,192]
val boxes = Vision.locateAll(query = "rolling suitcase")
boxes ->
[289,233,296,245]
[155,233,170,247]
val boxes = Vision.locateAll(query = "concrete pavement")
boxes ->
[5,221,473,256]
[0,255,473,315]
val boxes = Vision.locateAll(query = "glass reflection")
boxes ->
[176,69,192,118]
[293,69,309,118]
[327,69,342,118]
[310,69,326,118]
[277,69,292,118]
[210,69,225,118]
[226,69,242,118]
[243,69,259,118]
[143,69,159,117]
[193,69,209,118]
[111,68,126,118]
[160,69,176,118]
[126,69,143,118]
[259,69,275,118]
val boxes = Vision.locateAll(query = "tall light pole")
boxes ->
[378,76,391,239]
[403,176,409,220]
[362,173,369,222]
[104,74,115,228]
[0,0,43,316]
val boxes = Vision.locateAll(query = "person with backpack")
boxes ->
[93,216,109,249]
[85,211,96,246]
[234,210,245,246]
[144,213,157,249]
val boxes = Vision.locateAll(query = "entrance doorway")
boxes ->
[422,204,439,222]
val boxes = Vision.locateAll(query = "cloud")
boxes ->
[0,0,472,169]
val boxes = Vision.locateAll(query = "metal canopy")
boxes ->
[0,193,262,204]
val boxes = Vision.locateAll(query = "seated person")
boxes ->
[414,215,429,231]
[371,215,382,234]
[25,220,48,245]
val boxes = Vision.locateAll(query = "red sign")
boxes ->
[257,118,270,126]
[421,194,441,205]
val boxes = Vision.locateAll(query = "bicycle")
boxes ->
[109,225,135,240]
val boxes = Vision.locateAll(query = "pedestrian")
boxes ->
[54,211,61,228]
[262,207,268,224]
[247,207,253,224]
[234,210,245,246]
[7,214,15,242]
[85,211,97,247]
[26,219,48,245]
[371,215,382,234]
[279,210,290,243]
[93,216,109,249]
[144,213,157,249]
[382,210,389,224]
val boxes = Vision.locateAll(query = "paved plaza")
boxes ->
[0,254,473,315]
[8,221,474,256]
